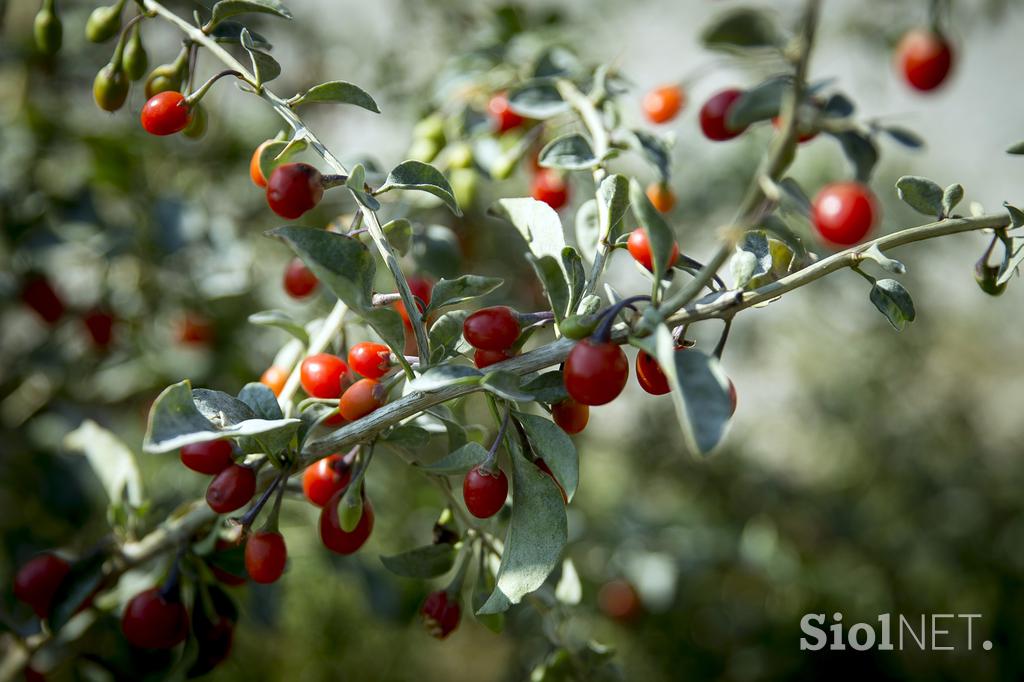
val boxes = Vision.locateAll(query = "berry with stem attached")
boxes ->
[302,453,353,507]
[551,398,589,435]
[420,591,460,639]
[123,23,147,81]
[266,163,324,219]
[300,353,349,399]
[463,465,508,519]
[348,342,392,379]
[897,29,953,92]
[244,531,287,584]
[283,258,318,298]
[319,493,374,554]
[811,182,878,246]
[14,554,70,618]
[531,169,569,210]
[643,84,684,124]
[34,2,62,55]
[206,465,256,514]
[463,306,520,351]
[180,440,234,475]
[564,338,629,406]
[140,91,191,135]
[121,587,189,649]
[339,378,385,421]
[699,88,746,141]
[93,62,129,112]
[627,227,680,273]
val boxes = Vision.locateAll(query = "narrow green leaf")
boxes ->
[538,133,598,170]
[428,275,504,312]
[625,130,671,181]
[562,247,585,315]
[574,199,599,264]
[628,178,676,283]
[598,174,631,243]
[377,160,461,216]
[381,219,412,256]
[291,80,380,113]
[861,244,906,275]
[701,7,783,51]
[996,240,1024,286]
[528,254,570,322]
[884,126,925,149]
[240,28,280,84]
[419,442,489,475]
[209,0,292,29]
[481,371,533,401]
[520,371,569,404]
[489,198,567,265]
[237,382,283,420]
[380,544,456,578]
[896,176,944,217]
[210,22,272,49]
[1005,202,1024,228]
[515,412,578,502]
[409,365,482,393]
[831,130,878,182]
[869,278,916,331]
[731,231,772,288]
[507,80,567,119]
[941,184,963,216]
[726,76,789,130]
[1007,141,1024,155]
[248,309,309,345]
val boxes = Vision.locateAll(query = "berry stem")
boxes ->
[184,69,243,106]
[593,295,651,342]
[482,403,512,473]
[237,474,283,529]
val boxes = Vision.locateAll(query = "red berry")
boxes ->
[140,91,191,136]
[728,379,738,416]
[531,169,569,210]
[83,309,114,348]
[250,140,272,188]
[897,29,953,92]
[394,276,434,330]
[488,92,524,133]
[536,459,568,504]
[13,554,70,618]
[188,586,236,676]
[474,348,514,368]
[463,306,520,351]
[598,579,642,622]
[323,409,348,427]
[635,350,670,396]
[244,531,287,584]
[300,353,349,399]
[266,163,324,219]
[283,258,318,298]
[699,88,746,141]
[319,493,374,555]
[206,464,256,514]
[20,275,64,324]
[121,587,189,649]
[642,85,684,124]
[811,182,878,246]
[462,465,508,519]
[209,539,246,586]
[771,115,818,143]
[260,365,289,396]
[626,227,680,273]
[551,398,589,435]
[177,313,213,345]
[179,440,234,475]
[348,342,392,379]
[302,453,352,507]
[339,378,384,421]
[420,590,460,639]
[564,339,629,406]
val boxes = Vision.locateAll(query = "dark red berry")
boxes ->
[811,182,878,246]
[140,91,191,136]
[551,398,589,435]
[300,353,349,399]
[20,275,64,324]
[536,459,568,504]
[266,163,324,219]
[531,169,569,210]
[699,88,746,141]
[474,348,514,368]
[598,579,642,622]
[244,531,287,584]
[302,453,352,507]
[626,227,680,273]
[121,587,189,649]
[394,276,434,330]
[319,493,374,555]
[13,554,70,618]
[283,258,318,298]
[177,313,213,345]
[635,350,670,395]
[564,339,629,406]
[339,378,384,421]
[897,29,953,92]
[463,465,508,519]
[206,465,256,514]
[348,342,391,379]
[488,92,524,133]
[188,585,236,676]
[420,590,460,639]
[179,440,234,475]
[463,306,520,351]
[83,309,115,348]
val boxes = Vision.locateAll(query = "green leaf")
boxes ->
[507,80,568,119]
[861,244,906,275]
[528,254,570,322]
[477,446,567,614]
[701,7,783,51]
[247,309,309,345]
[538,134,598,170]
[574,199,600,264]
[473,555,505,633]
[192,388,297,454]
[996,240,1024,286]
[143,380,300,454]
[428,310,470,363]
[1007,141,1024,155]
[1005,202,1024,228]
[758,213,808,262]
[210,22,271,49]
[731,231,772,288]
[240,28,281,84]
[382,219,412,256]
[419,442,489,475]
[520,371,569,404]
[777,177,812,217]
[409,365,482,393]
[382,424,432,453]
[205,544,246,577]
[481,371,534,401]
[380,544,456,578]
[823,93,855,118]
[869,279,916,331]
[896,176,944,217]
[515,413,578,502]
[237,383,284,420]
[64,420,144,507]
[726,76,788,130]
[208,0,292,29]
[598,174,631,243]
[941,184,964,217]
[427,275,504,312]
[290,80,380,113]
[831,130,878,182]
[489,198,567,265]
[631,326,733,456]
[47,552,106,632]
[377,160,461,216]
[425,406,468,452]
[562,247,585,315]
[628,178,676,282]
[624,130,671,181]
[884,126,925,149]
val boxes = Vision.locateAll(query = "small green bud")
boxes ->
[182,104,208,139]
[412,113,446,145]
[447,142,474,169]
[558,315,597,340]
[144,55,187,99]
[974,261,1007,297]
[449,167,478,209]
[85,2,124,43]
[34,8,62,55]
[408,137,441,164]
[93,62,129,112]
[123,25,148,81]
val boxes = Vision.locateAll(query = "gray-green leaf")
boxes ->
[515,413,578,502]
[896,176,943,217]
[377,160,461,216]
[291,80,379,113]
[248,309,309,345]
[380,544,456,578]
[869,278,916,331]
[428,275,504,312]
[539,133,598,170]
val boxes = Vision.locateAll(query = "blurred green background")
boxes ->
[2,0,1024,680]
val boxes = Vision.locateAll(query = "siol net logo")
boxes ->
[800,613,992,652]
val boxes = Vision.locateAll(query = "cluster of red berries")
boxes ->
[179,440,256,515]
[463,305,521,369]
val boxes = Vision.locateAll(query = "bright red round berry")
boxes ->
[300,353,349,399]
[897,29,953,92]
[339,378,384,421]
[302,453,352,507]
[348,342,392,379]
[627,227,680,273]
[635,350,670,396]
[14,554,70,618]
[83,309,115,348]
[463,306,520,351]
[206,464,256,514]
[266,162,324,219]
[488,92,524,133]
[319,493,374,555]
[564,339,629,406]
[642,85,684,124]
[420,590,460,639]
[245,531,287,584]
[474,348,514,368]
[283,258,318,298]
[394,276,434,330]
[811,182,879,246]
[551,398,589,435]
[463,466,508,519]
[179,439,234,475]
[699,88,746,141]
[140,91,191,136]
[121,587,189,649]
[531,169,569,210]
[20,274,64,325]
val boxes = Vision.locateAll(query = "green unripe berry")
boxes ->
[34,8,62,55]
[408,137,441,164]
[412,113,446,145]
[449,167,478,209]
[123,25,148,81]
[447,142,474,169]
[558,315,598,340]
[93,62,129,112]
[182,104,208,139]
[974,262,1007,297]
[85,1,124,43]
[144,53,187,99]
